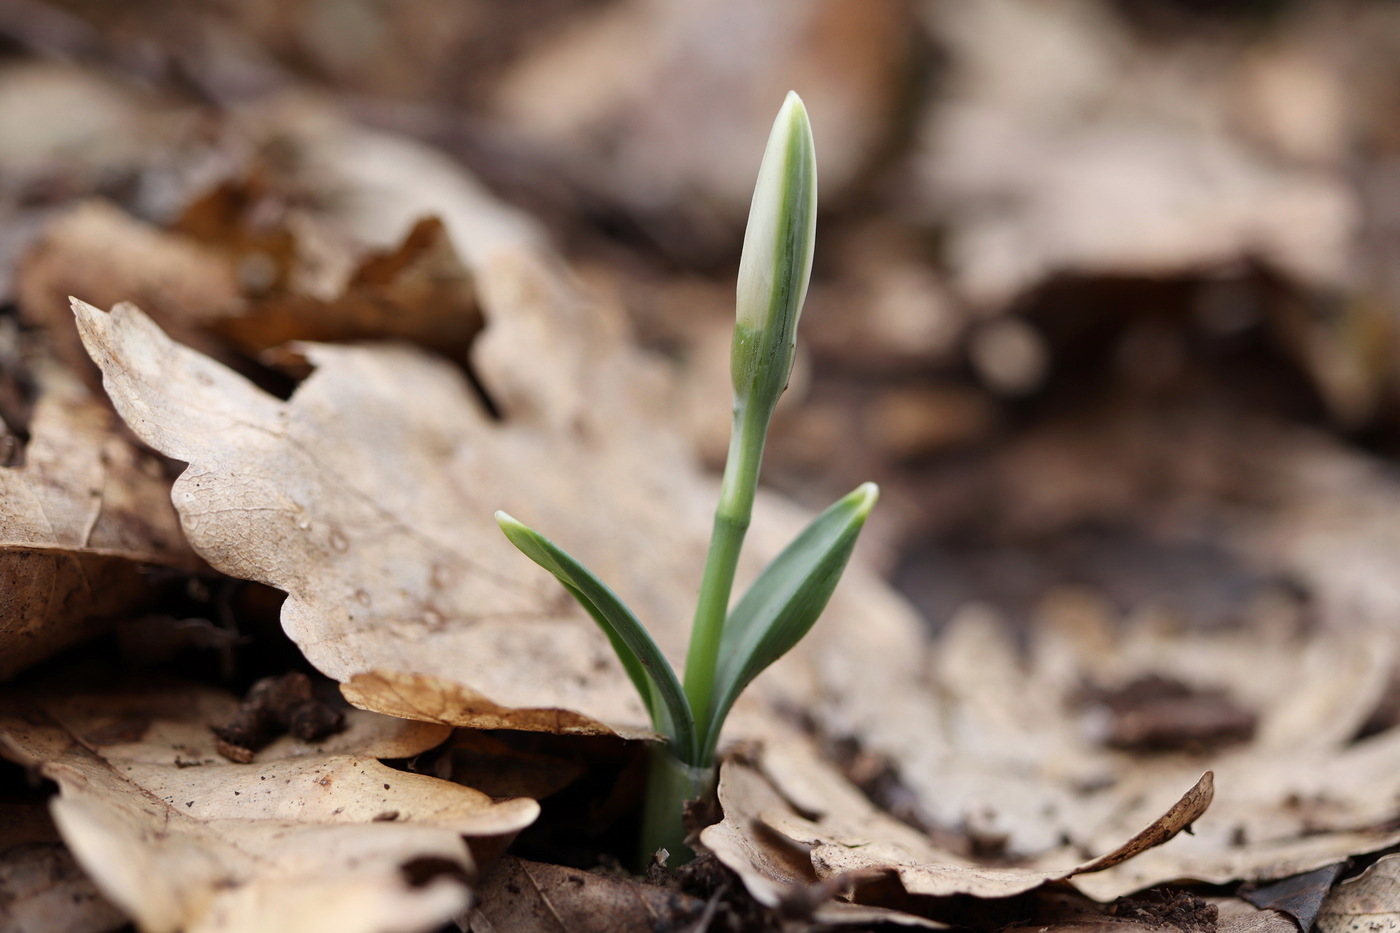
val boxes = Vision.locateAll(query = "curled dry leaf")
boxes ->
[18,195,482,378]
[1317,855,1400,933]
[702,746,1210,906]
[208,215,482,359]
[0,348,199,680]
[696,755,949,930]
[0,678,537,933]
[18,200,244,383]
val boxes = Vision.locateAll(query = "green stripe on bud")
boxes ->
[732,91,817,415]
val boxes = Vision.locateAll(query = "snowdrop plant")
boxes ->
[495,92,877,865]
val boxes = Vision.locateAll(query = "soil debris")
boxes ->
[212,671,346,762]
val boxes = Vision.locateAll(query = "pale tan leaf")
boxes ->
[698,760,947,929]
[493,0,907,222]
[0,680,537,933]
[18,200,243,381]
[1215,899,1300,933]
[468,856,704,933]
[0,799,125,933]
[705,754,1210,904]
[72,293,676,736]
[19,197,482,374]
[1317,856,1400,933]
[912,0,1356,310]
[0,348,200,680]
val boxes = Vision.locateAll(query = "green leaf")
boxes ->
[558,580,657,722]
[494,511,697,763]
[700,482,877,760]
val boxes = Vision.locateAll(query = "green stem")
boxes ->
[682,405,768,754]
[638,743,716,869]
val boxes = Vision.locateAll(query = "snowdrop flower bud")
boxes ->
[732,91,817,415]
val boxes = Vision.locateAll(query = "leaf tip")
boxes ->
[69,296,102,321]
[779,89,807,123]
[851,481,879,516]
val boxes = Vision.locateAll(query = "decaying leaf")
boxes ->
[1317,855,1400,933]
[209,215,482,358]
[0,677,538,933]
[703,745,1210,905]
[492,0,908,246]
[0,346,200,680]
[696,753,949,930]
[468,856,704,933]
[1242,862,1346,933]
[19,194,481,378]
[911,0,1356,310]
[0,798,125,933]
[1213,898,1299,933]
[788,596,1400,904]
[18,200,245,383]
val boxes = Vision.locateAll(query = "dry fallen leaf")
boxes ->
[1214,898,1299,933]
[0,677,537,933]
[209,215,482,358]
[73,291,683,736]
[19,193,482,381]
[492,0,908,244]
[703,746,1210,905]
[468,856,704,933]
[18,200,244,384]
[790,594,1400,904]
[1317,855,1400,933]
[0,345,200,680]
[911,0,1357,310]
[0,798,125,933]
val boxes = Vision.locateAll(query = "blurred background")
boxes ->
[5,0,1400,640]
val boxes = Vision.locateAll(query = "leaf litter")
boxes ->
[0,674,536,933]
[58,109,1400,922]
[6,4,1400,929]
[0,333,201,680]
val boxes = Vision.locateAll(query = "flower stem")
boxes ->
[638,743,715,870]
[682,405,768,751]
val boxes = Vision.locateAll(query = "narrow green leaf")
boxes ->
[494,511,697,762]
[559,581,657,722]
[701,482,877,759]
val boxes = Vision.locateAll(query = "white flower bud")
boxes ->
[732,92,817,411]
